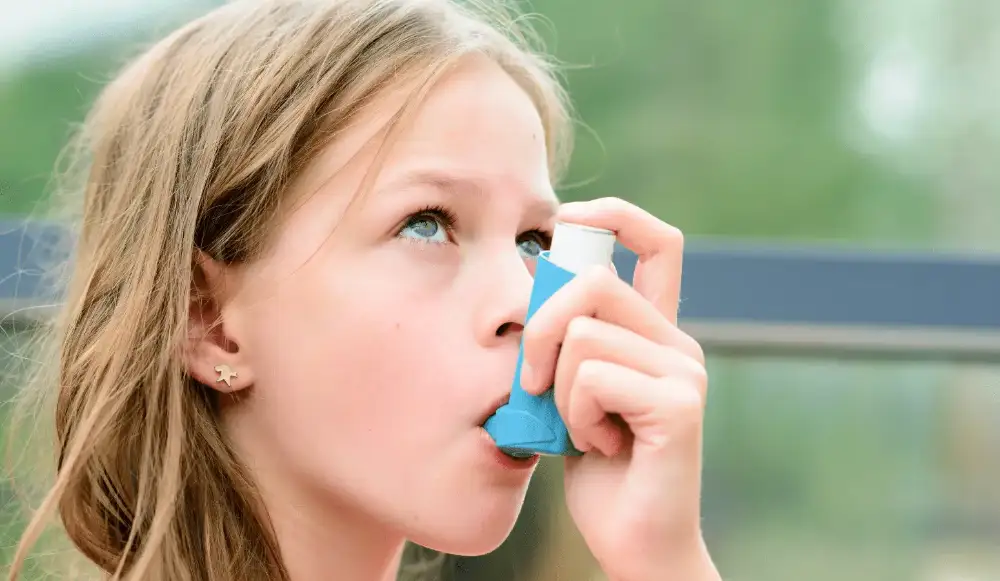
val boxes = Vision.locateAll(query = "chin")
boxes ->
[404,491,528,556]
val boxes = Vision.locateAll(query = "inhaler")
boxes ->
[483,222,617,458]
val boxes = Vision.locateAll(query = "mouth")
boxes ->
[476,394,541,465]
[478,427,541,469]
[477,393,510,427]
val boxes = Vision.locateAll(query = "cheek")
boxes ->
[229,240,533,550]
[240,255,473,470]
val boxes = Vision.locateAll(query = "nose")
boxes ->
[474,248,533,347]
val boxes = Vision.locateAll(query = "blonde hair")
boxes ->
[5,1,573,579]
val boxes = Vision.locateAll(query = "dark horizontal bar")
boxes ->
[2,220,999,361]
[613,242,1000,331]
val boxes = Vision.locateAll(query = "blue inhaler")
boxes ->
[484,222,617,458]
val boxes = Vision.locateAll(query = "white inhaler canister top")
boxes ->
[547,222,616,275]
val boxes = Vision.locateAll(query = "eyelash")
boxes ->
[398,204,553,250]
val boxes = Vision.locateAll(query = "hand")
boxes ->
[520,198,720,581]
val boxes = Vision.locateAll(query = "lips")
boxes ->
[478,393,510,426]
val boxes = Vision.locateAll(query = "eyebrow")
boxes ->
[379,168,559,223]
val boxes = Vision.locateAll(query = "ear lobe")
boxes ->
[211,363,241,391]
[185,250,253,393]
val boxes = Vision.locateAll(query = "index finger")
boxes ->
[558,197,684,323]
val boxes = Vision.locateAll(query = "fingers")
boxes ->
[558,197,684,323]
[520,266,671,394]
[549,317,662,454]
[536,315,706,456]
[566,360,705,457]
[516,196,705,461]
[549,316,701,412]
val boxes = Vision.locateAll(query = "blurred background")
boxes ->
[2,1,999,580]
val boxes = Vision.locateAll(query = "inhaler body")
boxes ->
[484,223,617,458]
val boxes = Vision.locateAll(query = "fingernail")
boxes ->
[520,362,535,392]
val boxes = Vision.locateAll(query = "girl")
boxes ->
[7,1,720,580]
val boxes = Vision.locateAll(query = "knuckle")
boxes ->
[659,222,684,249]
[574,358,605,388]
[672,327,705,365]
[689,362,709,394]
[667,384,705,420]
[592,195,628,209]
[564,316,600,350]
[603,196,630,214]
[580,263,611,281]
[579,264,619,293]
[688,336,706,366]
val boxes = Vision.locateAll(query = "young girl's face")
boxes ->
[207,55,558,554]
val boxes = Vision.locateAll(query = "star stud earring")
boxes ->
[214,364,238,387]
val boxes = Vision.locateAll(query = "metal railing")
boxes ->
[2,219,998,362]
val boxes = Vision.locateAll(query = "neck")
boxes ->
[225,416,406,581]
[267,488,406,581]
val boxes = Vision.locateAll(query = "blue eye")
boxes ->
[397,208,454,244]
[400,216,448,243]
[397,207,551,258]
[517,231,550,260]
[518,238,544,259]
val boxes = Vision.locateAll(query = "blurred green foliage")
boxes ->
[0,0,943,244]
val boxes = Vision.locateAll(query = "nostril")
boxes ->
[495,322,524,337]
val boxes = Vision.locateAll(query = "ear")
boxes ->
[185,250,253,394]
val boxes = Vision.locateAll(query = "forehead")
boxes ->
[291,54,559,215]
[378,55,558,205]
